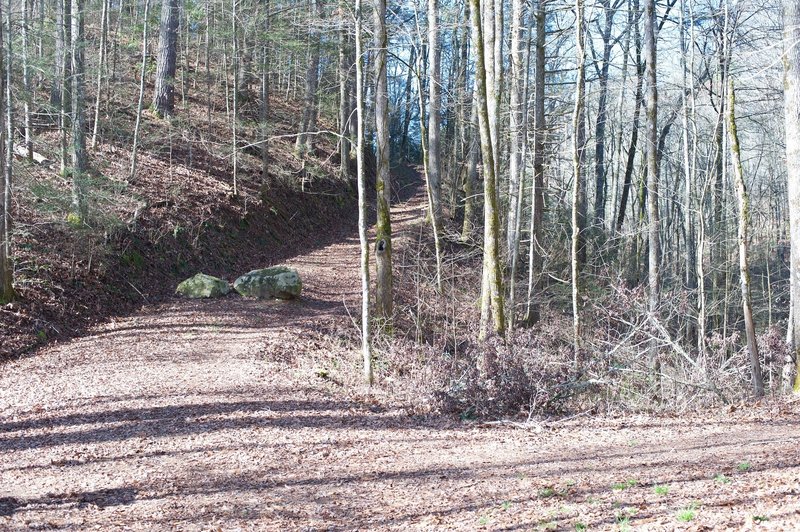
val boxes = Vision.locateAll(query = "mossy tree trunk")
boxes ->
[355,0,372,384]
[470,0,505,349]
[727,76,764,397]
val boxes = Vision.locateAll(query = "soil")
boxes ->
[2,168,800,531]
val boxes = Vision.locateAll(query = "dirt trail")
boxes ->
[1,171,800,531]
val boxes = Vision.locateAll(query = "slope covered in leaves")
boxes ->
[1,67,359,358]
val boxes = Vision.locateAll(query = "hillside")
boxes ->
[2,76,360,357]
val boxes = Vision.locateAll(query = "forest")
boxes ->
[0,0,799,528]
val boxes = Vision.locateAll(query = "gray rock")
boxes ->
[233,266,302,299]
[176,273,231,298]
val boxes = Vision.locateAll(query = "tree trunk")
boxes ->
[0,0,12,304]
[338,15,350,178]
[295,0,323,155]
[572,0,586,357]
[644,0,660,357]
[524,0,546,326]
[505,0,525,258]
[471,0,505,347]
[152,0,179,118]
[593,0,617,230]
[355,0,372,384]
[615,0,642,234]
[783,0,800,392]
[727,76,764,397]
[129,0,150,182]
[461,90,478,241]
[260,0,270,180]
[70,0,87,222]
[427,0,442,223]
[373,0,392,321]
[91,0,108,149]
[21,0,32,160]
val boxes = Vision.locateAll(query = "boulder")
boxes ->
[233,266,302,299]
[176,273,231,298]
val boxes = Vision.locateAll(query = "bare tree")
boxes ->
[355,0,372,384]
[727,76,764,397]
[572,0,586,355]
[373,0,392,321]
[471,0,505,346]
[644,0,659,366]
[70,0,88,222]
[130,0,151,182]
[783,0,800,392]
[0,0,12,304]
[427,0,443,223]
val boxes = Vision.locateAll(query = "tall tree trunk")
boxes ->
[70,0,87,222]
[260,0,270,180]
[152,0,179,118]
[572,0,586,356]
[505,0,525,258]
[593,0,617,230]
[644,0,659,345]
[615,0,642,234]
[295,0,323,155]
[231,0,238,195]
[524,0,546,326]
[727,76,764,397]
[0,0,12,304]
[338,15,350,178]
[129,0,150,182]
[783,0,800,392]
[59,0,71,174]
[399,45,415,160]
[373,0,392,321]
[427,0,442,223]
[91,0,108,148]
[461,92,478,241]
[355,0,372,384]
[21,0,32,160]
[471,0,505,347]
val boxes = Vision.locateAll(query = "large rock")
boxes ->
[176,273,231,298]
[234,266,302,300]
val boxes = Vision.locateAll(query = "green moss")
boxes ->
[122,250,145,271]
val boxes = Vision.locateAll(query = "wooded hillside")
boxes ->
[0,0,799,410]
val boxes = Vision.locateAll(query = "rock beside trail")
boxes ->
[176,273,232,298]
[233,266,302,300]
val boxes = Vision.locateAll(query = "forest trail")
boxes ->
[1,168,799,531]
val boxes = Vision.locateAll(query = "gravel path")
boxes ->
[2,176,799,530]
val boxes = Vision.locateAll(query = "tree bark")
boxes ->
[129,0,150,182]
[70,0,87,222]
[91,0,108,149]
[783,0,800,392]
[427,0,443,223]
[727,77,764,397]
[644,0,660,376]
[355,0,372,384]
[471,0,505,346]
[524,0,546,326]
[152,0,179,118]
[572,0,586,356]
[0,0,12,304]
[295,0,323,155]
[373,0,392,321]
